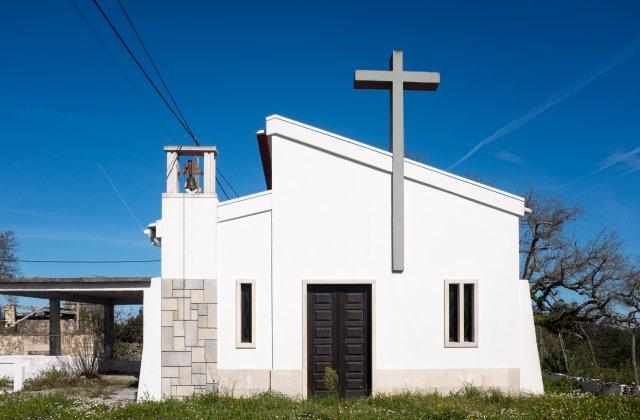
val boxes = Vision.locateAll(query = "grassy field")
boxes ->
[0,381,639,419]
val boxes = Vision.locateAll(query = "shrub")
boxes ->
[0,376,11,389]
[323,367,340,418]
[23,367,79,391]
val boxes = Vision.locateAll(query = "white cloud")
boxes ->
[494,150,525,165]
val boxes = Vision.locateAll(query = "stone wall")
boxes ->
[0,334,95,356]
[161,278,217,397]
[10,319,77,335]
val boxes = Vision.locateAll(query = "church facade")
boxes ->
[142,115,543,399]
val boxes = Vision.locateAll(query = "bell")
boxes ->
[185,175,198,191]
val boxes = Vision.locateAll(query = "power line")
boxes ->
[216,178,230,200]
[82,0,240,198]
[18,259,159,264]
[111,0,240,198]
[69,0,176,142]
[91,0,199,145]
[115,0,197,143]
[217,168,239,197]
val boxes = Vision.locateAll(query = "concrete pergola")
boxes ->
[0,277,150,358]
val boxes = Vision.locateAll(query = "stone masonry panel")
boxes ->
[161,278,217,397]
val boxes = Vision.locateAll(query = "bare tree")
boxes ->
[613,263,640,388]
[521,191,623,318]
[0,231,20,279]
[521,191,630,373]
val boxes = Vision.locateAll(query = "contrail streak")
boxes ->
[449,39,640,170]
[98,162,144,231]
[588,146,640,176]
[557,146,640,190]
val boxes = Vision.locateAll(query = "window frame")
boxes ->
[444,279,478,348]
[236,279,256,348]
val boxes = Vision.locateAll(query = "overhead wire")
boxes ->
[216,168,239,197]
[93,0,240,198]
[216,178,230,200]
[69,0,176,142]
[91,0,200,145]
[18,259,159,264]
[114,0,197,142]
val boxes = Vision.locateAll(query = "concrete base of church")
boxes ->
[374,368,521,394]
[211,367,524,397]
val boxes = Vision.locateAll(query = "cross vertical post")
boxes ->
[354,51,440,272]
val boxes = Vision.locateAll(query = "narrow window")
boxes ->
[448,283,459,342]
[236,280,256,348]
[463,284,474,342]
[445,280,477,347]
[241,283,252,343]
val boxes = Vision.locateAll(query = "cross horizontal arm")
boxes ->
[355,69,440,91]
[402,71,440,91]
[354,70,393,89]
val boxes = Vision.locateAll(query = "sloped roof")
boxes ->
[263,115,525,216]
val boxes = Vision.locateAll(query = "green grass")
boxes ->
[22,368,135,399]
[1,388,640,419]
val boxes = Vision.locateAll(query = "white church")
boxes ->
[141,51,543,398]
[0,52,543,399]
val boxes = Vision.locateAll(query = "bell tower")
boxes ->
[159,145,219,397]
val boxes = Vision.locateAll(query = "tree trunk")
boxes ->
[580,325,600,377]
[558,332,571,375]
[632,331,639,389]
[537,326,546,357]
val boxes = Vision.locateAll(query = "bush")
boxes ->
[0,376,11,389]
[23,368,82,391]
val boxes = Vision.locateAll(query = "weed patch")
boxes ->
[1,388,640,419]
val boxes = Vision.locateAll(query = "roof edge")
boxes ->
[265,115,525,216]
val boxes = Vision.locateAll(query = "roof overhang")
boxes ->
[0,277,152,305]
[256,130,272,190]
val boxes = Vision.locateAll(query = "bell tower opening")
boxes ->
[164,145,218,195]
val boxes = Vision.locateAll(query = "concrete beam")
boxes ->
[0,291,142,305]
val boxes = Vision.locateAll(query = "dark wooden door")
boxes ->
[307,284,371,397]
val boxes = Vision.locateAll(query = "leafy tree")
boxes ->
[115,308,143,343]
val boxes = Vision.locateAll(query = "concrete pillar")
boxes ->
[103,301,115,362]
[49,298,61,356]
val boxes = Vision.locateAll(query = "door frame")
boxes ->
[301,279,376,398]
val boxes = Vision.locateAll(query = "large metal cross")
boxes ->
[354,51,440,272]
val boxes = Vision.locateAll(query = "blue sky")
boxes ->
[1,0,639,290]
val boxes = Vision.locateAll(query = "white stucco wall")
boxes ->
[138,276,162,400]
[161,194,218,280]
[0,355,71,383]
[266,116,528,390]
[217,198,272,371]
[518,279,544,393]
